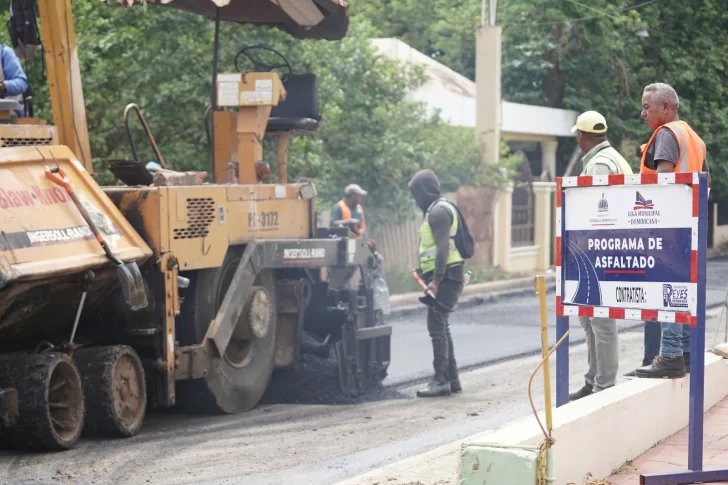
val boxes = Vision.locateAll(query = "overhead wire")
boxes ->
[505,0,662,27]
[563,0,619,19]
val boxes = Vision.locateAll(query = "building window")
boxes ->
[511,160,535,247]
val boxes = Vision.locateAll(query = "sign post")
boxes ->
[555,172,728,484]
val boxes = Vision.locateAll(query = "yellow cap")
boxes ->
[571,111,608,134]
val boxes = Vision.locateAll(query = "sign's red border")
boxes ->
[556,173,700,327]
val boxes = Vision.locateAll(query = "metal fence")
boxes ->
[320,194,459,277]
[369,217,422,276]
[511,162,535,247]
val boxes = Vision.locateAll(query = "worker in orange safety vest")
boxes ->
[328,184,368,290]
[330,184,367,238]
[627,82,709,381]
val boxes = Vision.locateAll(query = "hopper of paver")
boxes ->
[0,145,152,345]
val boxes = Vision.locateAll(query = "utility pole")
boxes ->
[475,0,501,166]
[482,0,498,26]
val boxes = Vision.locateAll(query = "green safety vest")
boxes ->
[582,145,633,176]
[418,198,464,274]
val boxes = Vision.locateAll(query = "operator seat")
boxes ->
[266,73,320,135]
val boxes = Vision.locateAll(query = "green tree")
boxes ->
[632,0,728,195]
[355,0,728,193]
[6,2,497,224]
[354,0,481,80]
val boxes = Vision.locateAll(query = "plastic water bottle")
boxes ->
[463,271,472,286]
[372,274,391,318]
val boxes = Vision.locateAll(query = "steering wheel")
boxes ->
[235,45,293,83]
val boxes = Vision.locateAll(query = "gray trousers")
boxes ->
[578,316,618,391]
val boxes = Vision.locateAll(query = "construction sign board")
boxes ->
[556,173,701,324]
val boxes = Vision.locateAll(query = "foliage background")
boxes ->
[358,0,726,192]
[0,0,520,226]
[1,0,720,221]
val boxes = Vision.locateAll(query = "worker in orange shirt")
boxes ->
[628,83,709,380]
[329,184,368,289]
[331,184,367,238]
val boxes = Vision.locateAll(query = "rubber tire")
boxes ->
[75,346,147,438]
[177,247,277,414]
[0,353,84,451]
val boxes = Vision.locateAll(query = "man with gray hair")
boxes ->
[329,184,368,289]
[629,82,709,380]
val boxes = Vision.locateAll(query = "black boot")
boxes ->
[684,353,691,374]
[635,355,686,379]
[417,380,452,398]
[450,379,462,394]
[569,384,593,402]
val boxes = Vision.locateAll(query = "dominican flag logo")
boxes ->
[633,191,654,210]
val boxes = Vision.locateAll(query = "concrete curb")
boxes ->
[334,353,728,485]
[389,273,557,319]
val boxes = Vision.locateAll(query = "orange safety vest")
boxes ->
[640,120,706,174]
[337,200,366,237]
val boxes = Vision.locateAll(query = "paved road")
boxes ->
[1,259,726,485]
[8,309,725,485]
[386,257,728,385]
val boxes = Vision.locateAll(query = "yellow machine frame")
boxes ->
[0,0,323,409]
[0,0,390,435]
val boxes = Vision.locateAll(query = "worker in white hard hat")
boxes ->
[568,111,633,402]
[571,111,633,177]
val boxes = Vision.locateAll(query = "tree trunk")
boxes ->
[543,24,565,108]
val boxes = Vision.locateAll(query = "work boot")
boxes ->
[450,379,462,394]
[417,380,452,398]
[684,353,691,374]
[568,384,593,402]
[635,356,686,379]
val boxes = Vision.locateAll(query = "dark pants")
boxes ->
[643,320,662,366]
[426,278,464,384]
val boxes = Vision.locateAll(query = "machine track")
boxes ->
[0,352,84,450]
[75,345,147,438]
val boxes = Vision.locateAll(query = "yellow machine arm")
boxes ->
[31,0,349,175]
[37,0,93,173]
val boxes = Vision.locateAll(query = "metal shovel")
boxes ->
[45,166,148,312]
[411,269,454,313]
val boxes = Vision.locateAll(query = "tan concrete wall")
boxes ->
[713,203,728,248]
[533,182,555,271]
[508,246,539,273]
